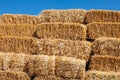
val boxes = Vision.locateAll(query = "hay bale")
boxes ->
[0,24,37,37]
[87,22,120,40]
[85,10,120,23]
[36,23,87,40]
[55,56,86,79]
[34,75,63,80]
[27,55,55,76]
[85,71,120,80]
[36,38,91,61]
[39,9,86,23]
[0,14,40,24]
[92,38,120,56]
[34,76,80,80]
[0,71,30,80]
[0,36,37,54]
[0,52,29,72]
[89,55,120,72]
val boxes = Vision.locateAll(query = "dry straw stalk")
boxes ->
[85,10,120,23]
[87,22,120,40]
[0,14,40,24]
[39,9,86,23]
[85,71,120,80]
[36,38,91,61]
[89,55,120,72]
[36,22,87,40]
[0,24,37,37]
[92,38,120,56]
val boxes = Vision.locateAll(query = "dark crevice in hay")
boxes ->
[85,51,94,71]
[31,74,36,80]
[32,52,38,55]
[87,38,94,42]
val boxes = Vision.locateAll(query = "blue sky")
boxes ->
[0,0,120,15]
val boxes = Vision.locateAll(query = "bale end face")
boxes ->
[85,71,120,80]
[55,56,86,79]
[36,23,87,40]
[89,55,120,72]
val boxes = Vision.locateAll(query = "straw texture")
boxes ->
[85,71,120,80]
[36,23,87,40]
[34,76,80,80]
[89,55,120,72]
[92,38,120,56]
[0,24,37,37]
[0,14,40,24]
[0,71,30,80]
[0,36,37,54]
[87,22,120,40]
[27,55,55,76]
[39,9,86,23]
[36,38,91,61]
[85,10,120,23]
[55,56,86,79]
[0,52,29,72]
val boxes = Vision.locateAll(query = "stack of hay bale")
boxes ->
[34,9,91,80]
[0,14,41,80]
[0,9,120,80]
[85,10,120,80]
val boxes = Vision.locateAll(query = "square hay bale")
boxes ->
[55,56,86,79]
[36,38,91,61]
[92,38,120,56]
[34,76,80,80]
[87,22,120,40]
[36,23,87,40]
[0,24,37,37]
[0,71,30,80]
[0,36,37,54]
[0,52,29,72]
[85,10,120,23]
[89,55,120,72]
[34,75,64,80]
[85,71,120,80]
[27,55,55,76]
[0,14,40,24]
[39,9,86,23]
